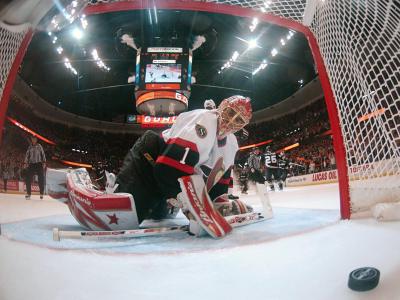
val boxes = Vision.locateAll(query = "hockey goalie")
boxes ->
[47,95,273,238]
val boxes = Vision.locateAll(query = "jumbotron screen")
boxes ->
[144,64,182,83]
[134,47,192,116]
[135,47,191,92]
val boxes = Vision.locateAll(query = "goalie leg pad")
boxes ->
[67,169,140,231]
[178,175,232,238]
[46,168,70,203]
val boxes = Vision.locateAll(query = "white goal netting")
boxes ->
[1,0,399,217]
[0,21,31,103]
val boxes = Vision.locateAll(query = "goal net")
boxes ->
[0,0,399,218]
[0,21,31,108]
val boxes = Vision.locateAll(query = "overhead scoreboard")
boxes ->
[135,47,192,116]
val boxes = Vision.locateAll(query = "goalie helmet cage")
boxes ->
[0,0,399,218]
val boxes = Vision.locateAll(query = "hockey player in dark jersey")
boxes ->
[238,164,249,194]
[264,146,280,191]
[277,151,290,190]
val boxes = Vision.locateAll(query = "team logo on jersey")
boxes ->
[195,124,207,138]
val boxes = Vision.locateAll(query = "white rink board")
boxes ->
[287,159,400,187]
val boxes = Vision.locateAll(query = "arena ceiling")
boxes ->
[19,8,316,122]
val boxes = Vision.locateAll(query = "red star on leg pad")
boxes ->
[107,213,119,225]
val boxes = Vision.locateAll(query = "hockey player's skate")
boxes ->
[269,184,275,192]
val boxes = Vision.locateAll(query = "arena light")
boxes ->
[153,5,158,24]
[91,49,110,71]
[358,108,386,122]
[60,160,92,168]
[361,91,376,99]
[64,57,78,75]
[286,30,295,40]
[248,39,258,49]
[271,48,278,56]
[249,18,259,32]
[80,15,88,29]
[56,46,63,54]
[232,51,239,61]
[239,139,273,150]
[276,143,300,152]
[6,116,56,145]
[218,50,242,73]
[72,27,83,39]
[321,129,332,136]
[252,59,268,76]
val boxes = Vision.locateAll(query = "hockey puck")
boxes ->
[348,267,380,291]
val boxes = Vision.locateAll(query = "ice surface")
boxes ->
[2,183,400,300]
[0,208,338,254]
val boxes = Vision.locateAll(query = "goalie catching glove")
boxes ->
[213,196,253,217]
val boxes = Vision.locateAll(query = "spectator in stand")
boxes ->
[329,152,336,169]
[309,160,316,174]
[24,136,46,200]
[2,162,10,192]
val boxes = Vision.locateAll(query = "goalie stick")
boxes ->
[53,212,264,241]
[289,162,306,169]
[206,157,225,193]
[52,225,189,241]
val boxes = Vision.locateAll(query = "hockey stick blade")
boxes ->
[53,225,189,241]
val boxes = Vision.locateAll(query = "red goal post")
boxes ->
[0,0,399,219]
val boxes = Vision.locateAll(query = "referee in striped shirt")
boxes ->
[24,136,46,200]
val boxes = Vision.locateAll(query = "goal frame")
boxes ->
[0,0,351,218]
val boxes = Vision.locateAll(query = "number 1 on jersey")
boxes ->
[180,147,190,164]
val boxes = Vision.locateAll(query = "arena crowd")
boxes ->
[0,95,335,191]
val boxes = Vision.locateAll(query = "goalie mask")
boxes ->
[217,95,252,138]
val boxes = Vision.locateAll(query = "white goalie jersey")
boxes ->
[158,109,238,199]
[161,109,238,172]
